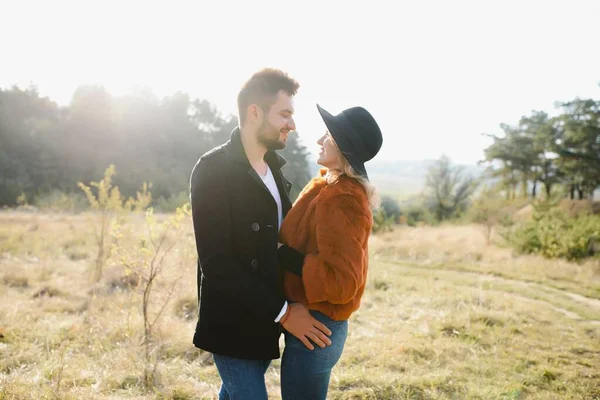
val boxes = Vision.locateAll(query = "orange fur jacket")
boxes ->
[278,170,372,321]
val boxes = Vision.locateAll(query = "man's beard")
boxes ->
[257,119,287,150]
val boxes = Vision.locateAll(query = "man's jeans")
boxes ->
[213,354,271,400]
[281,311,349,400]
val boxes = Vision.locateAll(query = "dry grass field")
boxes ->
[1,211,599,399]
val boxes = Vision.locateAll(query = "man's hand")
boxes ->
[281,303,332,350]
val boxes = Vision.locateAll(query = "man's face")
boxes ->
[256,90,296,150]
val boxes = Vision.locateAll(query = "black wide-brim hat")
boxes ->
[317,104,383,181]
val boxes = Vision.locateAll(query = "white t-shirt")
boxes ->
[259,165,283,231]
[259,165,288,322]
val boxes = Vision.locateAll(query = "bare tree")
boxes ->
[425,155,477,222]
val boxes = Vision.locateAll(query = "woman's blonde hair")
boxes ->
[324,137,380,210]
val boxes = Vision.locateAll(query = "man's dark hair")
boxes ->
[237,68,299,126]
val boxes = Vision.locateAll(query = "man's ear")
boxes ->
[247,104,263,124]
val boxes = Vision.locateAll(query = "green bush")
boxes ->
[380,195,402,222]
[155,191,190,213]
[33,189,89,213]
[468,192,517,244]
[508,205,600,260]
[404,204,435,226]
[372,208,395,233]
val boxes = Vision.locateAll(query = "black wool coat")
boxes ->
[189,127,293,360]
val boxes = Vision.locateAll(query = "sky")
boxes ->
[1,0,599,165]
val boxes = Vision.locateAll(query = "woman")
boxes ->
[276,104,383,400]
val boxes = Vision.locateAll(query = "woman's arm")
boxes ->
[300,193,371,304]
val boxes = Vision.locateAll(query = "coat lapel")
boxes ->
[226,127,292,215]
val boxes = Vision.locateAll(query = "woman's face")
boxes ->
[317,131,341,170]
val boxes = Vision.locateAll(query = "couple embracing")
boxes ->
[189,68,383,399]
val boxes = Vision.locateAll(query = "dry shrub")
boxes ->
[104,266,141,293]
[174,296,196,321]
[2,274,29,288]
[32,286,63,298]
[559,199,596,218]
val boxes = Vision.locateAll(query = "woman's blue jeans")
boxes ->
[281,310,348,400]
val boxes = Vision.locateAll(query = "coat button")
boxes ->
[251,259,259,268]
[252,223,260,232]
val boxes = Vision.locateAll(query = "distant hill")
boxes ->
[306,157,487,199]
[368,159,487,197]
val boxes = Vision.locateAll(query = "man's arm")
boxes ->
[190,158,286,321]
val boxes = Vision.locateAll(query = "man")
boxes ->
[190,68,332,400]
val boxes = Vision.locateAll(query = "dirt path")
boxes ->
[562,291,600,310]
[383,260,600,324]
[388,261,600,309]
[492,290,584,320]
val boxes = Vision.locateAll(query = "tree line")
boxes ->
[0,85,311,206]
[374,91,600,230]
[481,97,600,200]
